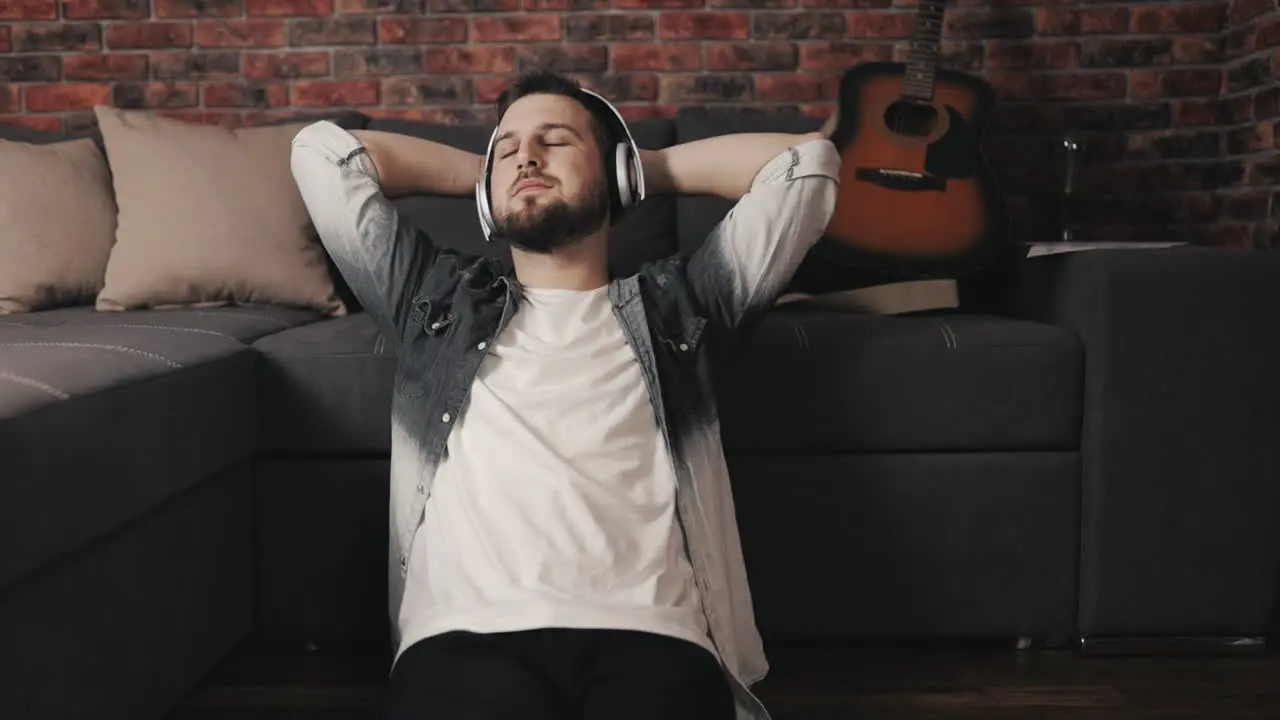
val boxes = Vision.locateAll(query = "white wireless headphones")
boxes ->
[475,87,647,242]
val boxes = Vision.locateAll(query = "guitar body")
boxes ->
[819,61,1010,278]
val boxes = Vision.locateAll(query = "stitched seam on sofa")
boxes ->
[83,324,237,341]
[0,372,69,399]
[937,322,957,349]
[0,343,182,368]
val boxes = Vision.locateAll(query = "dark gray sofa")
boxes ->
[2,110,1278,720]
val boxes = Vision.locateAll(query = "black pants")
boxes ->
[380,628,735,720]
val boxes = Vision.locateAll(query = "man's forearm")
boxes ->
[351,129,484,198]
[642,131,825,200]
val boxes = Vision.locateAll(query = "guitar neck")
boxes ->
[902,0,947,102]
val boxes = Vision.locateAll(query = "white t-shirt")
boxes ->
[395,284,716,665]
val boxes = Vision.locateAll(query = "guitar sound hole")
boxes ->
[884,101,939,137]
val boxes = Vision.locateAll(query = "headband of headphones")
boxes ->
[475,86,646,242]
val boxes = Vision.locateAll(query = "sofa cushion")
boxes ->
[0,138,118,314]
[251,308,1079,456]
[92,106,347,316]
[252,313,396,455]
[0,320,262,590]
[717,310,1083,453]
[0,304,323,339]
[364,117,678,279]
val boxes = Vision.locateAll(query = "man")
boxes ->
[290,71,840,720]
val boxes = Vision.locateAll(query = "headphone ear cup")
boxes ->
[475,175,495,240]
[613,141,635,210]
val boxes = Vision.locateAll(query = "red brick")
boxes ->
[195,20,285,47]
[0,56,59,81]
[151,51,241,79]
[1036,7,1129,36]
[0,115,62,132]
[1174,96,1254,127]
[64,53,149,80]
[334,47,422,76]
[293,79,378,106]
[246,0,331,15]
[379,17,466,44]
[613,43,702,71]
[243,51,330,78]
[658,73,751,103]
[365,106,497,125]
[291,18,376,45]
[63,0,149,19]
[945,9,1035,39]
[756,73,838,102]
[659,11,749,40]
[523,0,607,9]
[1230,0,1275,25]
[203,81,290,107]
[572,73,658,102]
[333,0,413,11]
[424,46,515,74]
[712,0,792,7]
[566,13,653,42]
[516,45,608,73]
[0,26,9,52]
[24,82,111,111]
[0,0,57,20]
[472,15,559,43]
[800,40,891,70]
[107,22,193,49]
[801,0,884,6]
[1131,69,1223,100]
[752,12,845,40]
[13,23,101,51]
[1172,36,1224,65]
[846,11,914,38]
[156,0,243,16]
[614,0,701,7]
[431,0,516,9]
[705,42,797,71]
[475,75,509,103]
[986,40,1078,70]
[113,81,198,108]
[1258,15,1280,50]
[1131,3,1226,34]
[381,76,471,105]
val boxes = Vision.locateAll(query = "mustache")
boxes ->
[513,170,554,191]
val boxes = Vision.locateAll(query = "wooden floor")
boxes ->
[169,639,1280,719]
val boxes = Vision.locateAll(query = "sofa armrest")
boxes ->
[998,246,1280,639]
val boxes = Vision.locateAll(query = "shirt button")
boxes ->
[679,343,689,352]
[416,484,424,494]
[441,412,451,423]
[399,556,406,570]
[477,341,487,351]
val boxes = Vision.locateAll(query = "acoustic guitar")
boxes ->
[816,0,1010,278]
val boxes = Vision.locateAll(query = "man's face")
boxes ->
[490,93,610,254]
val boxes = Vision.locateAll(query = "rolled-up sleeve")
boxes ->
[291,121,436,342]
[684,137,840,338]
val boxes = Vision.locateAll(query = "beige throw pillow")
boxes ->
[93,106,346,316]
[0,138,117,314]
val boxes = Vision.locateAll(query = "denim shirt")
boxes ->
[291,120,840,720]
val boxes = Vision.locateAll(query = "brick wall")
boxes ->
[0,0,1276,247]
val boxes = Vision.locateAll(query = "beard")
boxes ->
[496,180,610,255]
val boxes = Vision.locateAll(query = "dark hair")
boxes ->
[494,71,617,164]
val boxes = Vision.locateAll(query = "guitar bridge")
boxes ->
[856,168,947,192]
